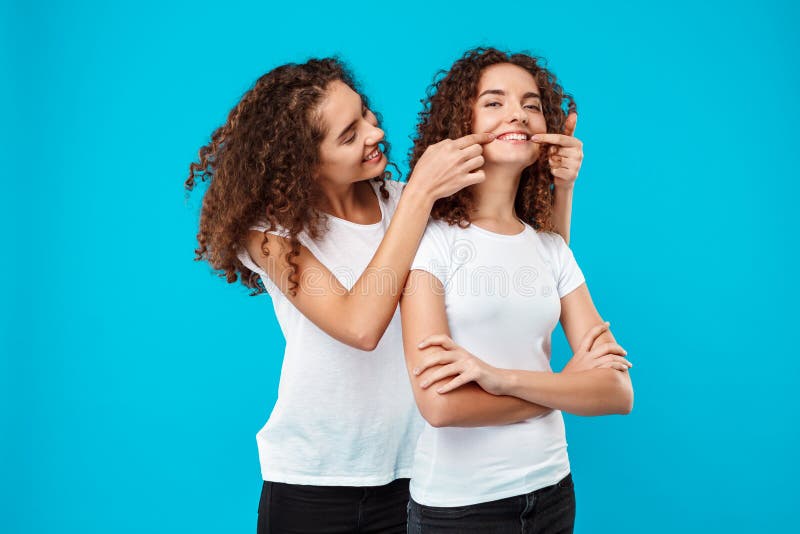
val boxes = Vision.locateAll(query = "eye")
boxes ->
[344,131,357,144]
[524,103,542,111]
[485,101,501,108]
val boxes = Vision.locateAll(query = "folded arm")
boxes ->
[499,284,634,415]
[399,270,552,427]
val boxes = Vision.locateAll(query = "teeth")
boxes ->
[498,133,528,141]
[363,148,380,161]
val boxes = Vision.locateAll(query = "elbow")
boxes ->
[349,325,388,352]
[611,371,634,415]
[418,399,454,428]
[352,333,380,352]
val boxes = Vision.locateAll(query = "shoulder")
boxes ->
[535,230,569,257]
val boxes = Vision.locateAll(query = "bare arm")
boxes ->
[538,112,582,245]
[399,270,551,427]
[499,284,634,415]
[551,185,573,245]
[247,134,492,351]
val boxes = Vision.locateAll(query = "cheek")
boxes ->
[532,115,547,133]
[472,110,499,133]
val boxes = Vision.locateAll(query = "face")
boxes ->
[471,63,547,170]
[315,80,386,185]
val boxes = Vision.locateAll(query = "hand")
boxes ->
[407,133,494,202]
[562,321,633,373]
[413,334,508,395]
[531,113,583,190]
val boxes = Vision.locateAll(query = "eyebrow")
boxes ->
[478,89,541,99]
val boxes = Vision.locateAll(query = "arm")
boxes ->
[247,134,492,351]
[399,269,551,427]
[537,112,582,245]
[551,185,574,245]
[498,284,634,416]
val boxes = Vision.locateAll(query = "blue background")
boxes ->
[3,0,798,532]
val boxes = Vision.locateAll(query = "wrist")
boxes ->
[498,368,517,396]
[403,176,436,210]
[553,182,575,194]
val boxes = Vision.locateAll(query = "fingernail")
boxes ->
[436,388,443,393]
[413,367,419,375]
[531,135,540,142]
[417,342,424,348]
[421,381,429,387]
[487,132,496,138]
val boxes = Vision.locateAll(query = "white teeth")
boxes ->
[363,148,380,161]
[498,133,528,141]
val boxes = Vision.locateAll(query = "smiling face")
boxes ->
[314,80,386,186]
[471,63,547,171]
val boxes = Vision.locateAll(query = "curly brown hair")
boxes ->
[186,58,392,296]
[409,47,576,231]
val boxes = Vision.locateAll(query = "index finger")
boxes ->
[417,334,457,350]
[454,132,495,149]
[530,133,581,147]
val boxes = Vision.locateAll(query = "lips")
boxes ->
[495,131,530,141]
[363,147,382,162]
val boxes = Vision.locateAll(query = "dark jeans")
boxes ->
[407,473,576,534]
[257,477,410,533]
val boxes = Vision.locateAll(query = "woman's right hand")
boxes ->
[562,322,633,373]
[407,133,494,202]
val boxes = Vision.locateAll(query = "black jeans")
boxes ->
[407,473,576,534]
[257,477,410,533]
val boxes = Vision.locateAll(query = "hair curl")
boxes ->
[409,47,576,231]
[186,58,391,296]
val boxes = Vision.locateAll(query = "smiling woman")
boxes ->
[184,57,505,533]
[401,47,633,533]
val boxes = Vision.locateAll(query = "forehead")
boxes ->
[477,63,539,94]
[317,80,362,131]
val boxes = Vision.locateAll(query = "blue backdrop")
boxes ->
[3,0,798,532]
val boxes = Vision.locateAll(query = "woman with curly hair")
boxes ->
[400,48,634,533]
[185,57,515,533]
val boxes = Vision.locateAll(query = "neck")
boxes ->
[316,179,361,219]
[470,163,524,222]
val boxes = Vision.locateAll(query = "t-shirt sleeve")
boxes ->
[236,221,291,284]
[542,232,586,298]
[409,220,451,287]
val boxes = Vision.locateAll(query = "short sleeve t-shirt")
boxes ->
[407,218,585,506]
[237,179,425,486]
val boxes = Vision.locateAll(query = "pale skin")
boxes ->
[246,79,584,351]
[400,63,633,427]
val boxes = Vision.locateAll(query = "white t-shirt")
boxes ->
[238,179,424,486]
[408,218,586,506]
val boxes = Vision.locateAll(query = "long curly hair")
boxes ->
[186,58,392,296]
[409,47,576,231]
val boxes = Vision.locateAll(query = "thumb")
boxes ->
[564,112,578,136]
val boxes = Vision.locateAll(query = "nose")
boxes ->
[365,124,384,146]
[508,103,528,125]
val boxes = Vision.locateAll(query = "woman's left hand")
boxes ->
[414,334,508,395]
[531,112,583,190]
